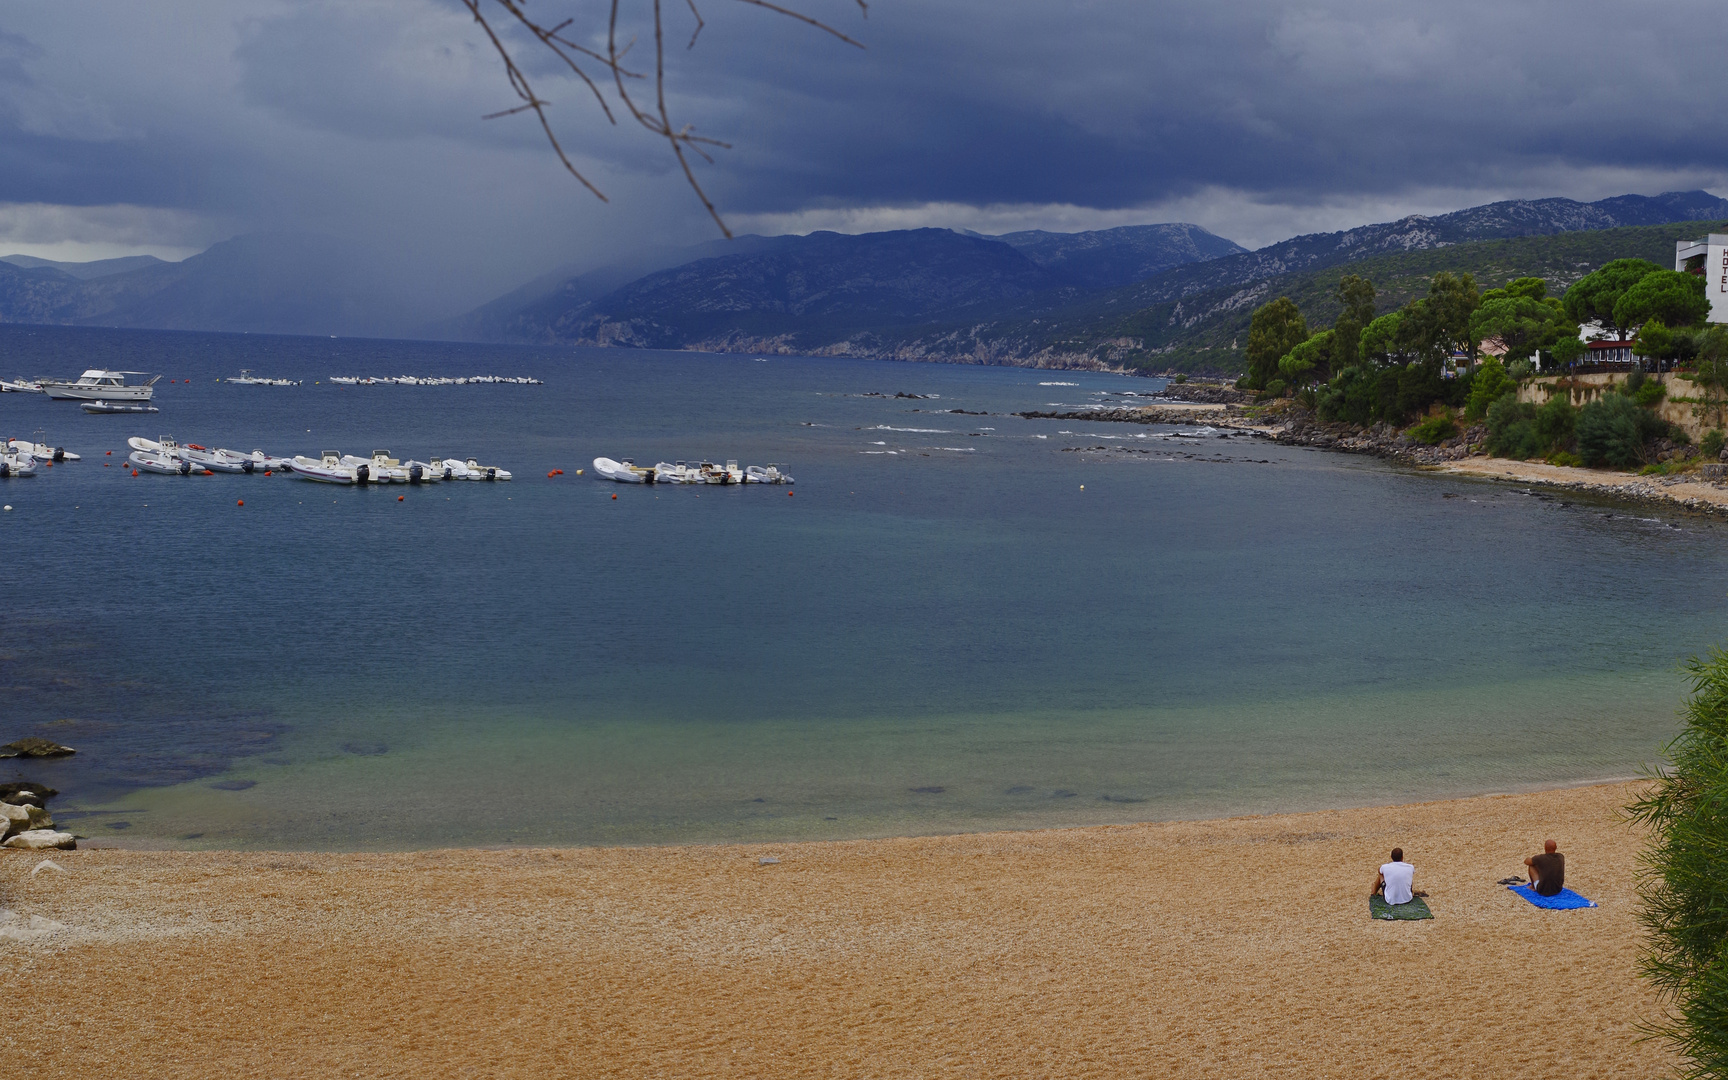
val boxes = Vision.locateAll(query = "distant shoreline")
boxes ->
[1025,394,1728,516]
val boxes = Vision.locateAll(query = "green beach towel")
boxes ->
[1370,895,1433,921]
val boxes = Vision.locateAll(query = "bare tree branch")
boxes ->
[464,0,866,235]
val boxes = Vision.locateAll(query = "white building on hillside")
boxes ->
[1675,235,1728,323]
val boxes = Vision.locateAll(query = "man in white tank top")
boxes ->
[1373,848,1415,905]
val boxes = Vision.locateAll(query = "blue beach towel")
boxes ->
[1508,885,1596,909]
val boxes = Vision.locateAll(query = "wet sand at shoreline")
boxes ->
[2,781,1673,1078]
[1437,456,1728,510]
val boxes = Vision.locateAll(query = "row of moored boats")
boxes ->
[591,457,794,485]
[126,437,512,483]
[327,375,542,386]
[0,436,79,477]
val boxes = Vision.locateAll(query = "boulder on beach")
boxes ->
[2,829,75,850]
[0,738,76,759]
[0,910,67,941]
[0,802,51,838]
[0,783,56,808]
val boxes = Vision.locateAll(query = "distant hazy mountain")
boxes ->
[987,223,1247,289]
[486,222,1245,346]
[506,228,1069,348]
[0,233,418,337]
[436,234,787,342]
[0,253,167,280]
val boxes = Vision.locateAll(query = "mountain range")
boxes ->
[2,190,1725,374]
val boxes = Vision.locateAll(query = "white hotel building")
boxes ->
[1675,234,1728,323]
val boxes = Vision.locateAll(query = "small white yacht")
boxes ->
[39,370,159,401]
[745,463,795,484]
[291,451,363,484]
[0,448,37,477]
[461,458,511,481]
[592,457,653,483]
[128,448,194,475]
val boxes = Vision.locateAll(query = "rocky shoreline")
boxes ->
[1017,400,1728,516]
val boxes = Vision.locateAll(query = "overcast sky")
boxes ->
[3,0,1728,312]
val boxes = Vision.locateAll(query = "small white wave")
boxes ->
[870,441,887,445]
[1033,434,1049,439]
[873,425,950,433]
[1039,381,1078,386]
[861,450,900,455]
[930,447,975,452]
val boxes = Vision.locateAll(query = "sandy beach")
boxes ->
[0,780,1671,1078]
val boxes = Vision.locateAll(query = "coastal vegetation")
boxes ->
[1629,648,1728,1077]
[1238,251,1723,475]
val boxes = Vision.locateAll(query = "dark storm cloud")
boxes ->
[0,0,1724,298]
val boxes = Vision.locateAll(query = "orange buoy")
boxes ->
[264,470,272,476]
[106,450,112,455]
[203,470,214,476]
[397,495,404,501]
[132,470,139,476]
[236,500,244,506]
[611,493,617,499]
[788,491,794,496]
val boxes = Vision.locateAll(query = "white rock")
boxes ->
[30,859,65,876]
[27,914,63,932]
[3,829,75,850]
[0,912,66,942]
[0,802,29,837]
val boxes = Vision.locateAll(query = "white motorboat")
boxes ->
[338,451,408,483]
[7,435,78,462]
[0,379,43,393]
[226,370,300,386]
[38,370,159,401]
[651,460,705,484]
[80,400,158,414]
[745,463,795,484]
[291,451,366,484]
[180,445,253,473]
[593,457,653,483]
[225,449,293,472]
[461,458,511,481]
[698,459,745,485]
[128,449,194,475]
[427,457,467,481]
[398,460,442,483]
[0,449,37,477]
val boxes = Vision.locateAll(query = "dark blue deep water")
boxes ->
[0,324,1719,848]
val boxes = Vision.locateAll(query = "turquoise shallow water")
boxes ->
[0,325,1717,848]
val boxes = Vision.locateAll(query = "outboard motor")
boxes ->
[0,461,10,478]
[408,464,423,484]
[52,448,64,462]
[178,460,192,475]
[242,460,255,474]
[355,463,370,485]
[485,467,497,481]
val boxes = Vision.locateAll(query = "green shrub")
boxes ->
[1465,357,1516,420]
[1262,379,1288,399]
[1634,378,1667,407]
[1407,413,1459,445]
[1702,429,1725,460]
[1576,391,1667,468]
[1173,373,1188,384]
[1548,450,1583,467]
[1485,393,1543,458]
[1628,647,1728,1075]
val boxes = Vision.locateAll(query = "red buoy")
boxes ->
[237,500,244,507]
[397,495,404,501]
[611,493,617,499]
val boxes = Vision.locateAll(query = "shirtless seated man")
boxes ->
[1524,839,1565,897]
[1372,848,1416,905]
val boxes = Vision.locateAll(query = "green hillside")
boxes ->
[1074,218,1728,375]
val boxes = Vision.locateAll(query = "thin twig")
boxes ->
[472,0,866,233]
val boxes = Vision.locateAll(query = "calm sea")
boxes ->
[0,324,1716,849]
